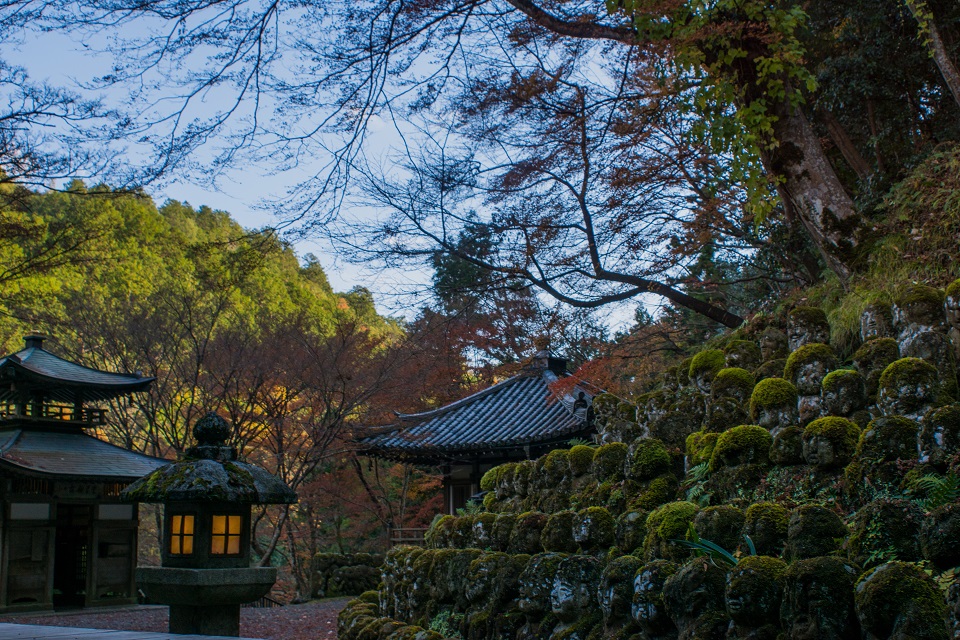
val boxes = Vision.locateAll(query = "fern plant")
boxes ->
[909,470,960,511]
[682,462,713,506]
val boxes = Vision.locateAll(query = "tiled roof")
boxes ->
[0,347,153,403]
[360,367,593,463]
[0,428,169,480]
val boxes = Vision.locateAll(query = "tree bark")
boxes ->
[820,109,872,182]
[761,106,863,283]
[906,2,960,108]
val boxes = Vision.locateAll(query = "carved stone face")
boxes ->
[796,360,831,396]
[761,329,788,362]
[781,557,858,640]
[725,558,786,627]
[823,376,866,417]
[945,295,960,330]
[757,404,799,435]
[860,304,894,342]
[802,434,837,468]
[663,558,727,632]
[597,557,642,626]
[632,560,678,633]
[771,426,804,465]
[879,375,938,420]
[788,319,830,353]
[518,553,565,616]
[919,405,960,466]
[550,556,602,622]
[465,556,499,605]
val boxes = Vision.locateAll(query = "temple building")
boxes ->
[0,335,167,612]
[361,351,595,516]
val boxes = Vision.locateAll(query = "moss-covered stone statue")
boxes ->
[615,511,648,557]
[692,505,744,553]
[573,507,616,554]
[743,502,789,557]
[860,301,895,341]
[510,512,549,554]
[877,357,941,420]
[549,555,603,639]
[894,284,946,339]
[854,561,948,640]
[847,498,924,569]
[597,555,643,631]
[945,279,960,362]
[785,505,848,561]
[725,556,787,639]
[801,417,859,469]
[517,553,568,630]
[689,349,726,394]
[750,378,799,436]
[920,503,960,572]
[780,556,859,640]
[725,340,762,371]
[786,343,839,425]
[631,560,679,637]
[663,557,729,639]
[787,307,831,352]
[852,337,900,401]
[919,404,960,466]
[821,370,868,425]
[760,327,788,362]
[770,426,804,466]
[643,501,699,562]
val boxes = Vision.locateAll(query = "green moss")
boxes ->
[770,426,804,465]
[724,340,762,370]
[897,284,945,319]
[593,442,627,482]
[692,505,744,552]
[480,467,499,492]
[857,416,920,463]
[749,378,798,417]
[878,357,939,400]
[540,510,578,553]
[920,502,960,571]
[628,473,678,512]
[678,357,693,385]
[781,557,857,634]
[854,561,948,639]
[709,425,772,471]
[543,449,571,478]
[509,512,548,554]
[789,306,830,331]
[591,393,620,423]
[689,349,726,381]
[753,358,786,381]
[425,515,455,549]
[567,445,596,477]
[848,498,924,569]
[784,343,839,383]
[615,510,648,554]
[643,501,699,562]
[491,514,516,551]
[822,369,861,393]
[802,417,860,467]
[785,504,848,561]
[482,491,496,511]
[711,367,756,402]
[686,431,719,467]
[946,278,960,299]
[626,438,672,480]
[744,502,789,556]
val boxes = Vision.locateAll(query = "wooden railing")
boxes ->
[389,527,428,547]
[243,595,284,608]
[0,402,106,424]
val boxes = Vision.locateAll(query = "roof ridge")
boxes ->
[16,347,152,382]
[394,371,540,422]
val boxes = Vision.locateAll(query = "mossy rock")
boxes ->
[802,417,860,468]
[491,514,516,551]
[574,506,616,551]
[749,377,798,416]
[568,445,597,477]
[451,515,476,548]
[848,498,924,569]
[753,358,786,382]
[689,349,725,385]
[789,306,830,334]
[709,425,772,471]
[481,491,497,512]
[643,501,699,562]
[615,510,648,554]
[472,513,497,549]
[857,415,920,464]
[509,512,549,554]
[649,411,702,449]
[541,510,578,553]
[920,503,960,571]
[725,555,787,626]
[625,438,672,481]
[853,337,900,397]
[770,425,804,465]
[626,473,679,512]
[544,449,571,479]
[854,561,948,640]
[724,340,762,371]
[897,284,946,325]
[677,357,693,386]
[702,395,748,433]
[785,504,848,561]
[425,515,456,549]
[711,367,756,403]
[781,557,859,639]
[743,502,789,557]
[692,505,744,552]
[784,343,839,387]
[593,442,628,482]
[662,557,727,630]
[686,431,719,467]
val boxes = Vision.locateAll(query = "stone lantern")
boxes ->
[122,412,297,636]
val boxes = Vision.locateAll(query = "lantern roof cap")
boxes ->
[121,412,296,505]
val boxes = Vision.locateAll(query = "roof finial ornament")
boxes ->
[186,412,236,462]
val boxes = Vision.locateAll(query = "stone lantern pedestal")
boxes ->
[123,413,297,636]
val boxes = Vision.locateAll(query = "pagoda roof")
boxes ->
[0,337,153,403]
[0,428,168,481]
[360,361,594,464]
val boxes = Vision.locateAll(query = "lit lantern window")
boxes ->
[170,515,195,555]
[211,515,242,555]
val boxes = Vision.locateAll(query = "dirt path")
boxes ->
[1,598,351,639]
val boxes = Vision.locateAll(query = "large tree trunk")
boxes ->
[761,105,864,283]
[906,2,960,108]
